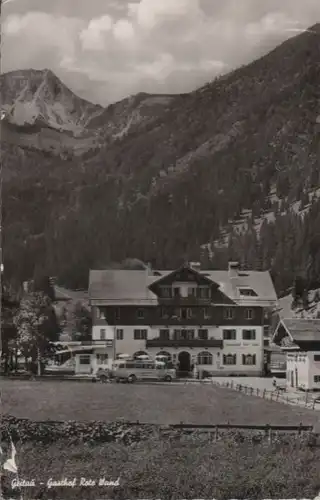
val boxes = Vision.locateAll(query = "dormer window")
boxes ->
[239,288,258,297]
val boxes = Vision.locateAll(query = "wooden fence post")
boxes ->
[263,389,266,398]
[257,388,260,397]
[250,387,254,396]
[215,426,219,441]
[265,424,272,443]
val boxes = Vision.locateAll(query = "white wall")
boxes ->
[307,352,320,389]
[221,326,264,374]
[109,324,264,375]
[92,325,115,341]
[286,352,311,390]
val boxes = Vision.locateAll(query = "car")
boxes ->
[93,367,111,383]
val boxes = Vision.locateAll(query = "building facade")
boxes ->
[272,318,320,390]
[89,262,278,376]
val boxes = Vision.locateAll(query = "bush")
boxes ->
[1,427,320,499]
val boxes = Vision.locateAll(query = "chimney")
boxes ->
[228,261,239,279]
[189,262,201,272]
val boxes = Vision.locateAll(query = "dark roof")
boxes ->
[88,266,277,306]
[282,318,320,341]
[89,270,158,305]
[54,286,88,302]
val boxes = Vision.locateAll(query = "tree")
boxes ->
[1,285,19,373]
[14,291,58,375]
[71,301,92,341]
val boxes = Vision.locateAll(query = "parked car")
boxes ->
[93,367,111,383]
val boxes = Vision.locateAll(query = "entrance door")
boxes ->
[178,351,191,377]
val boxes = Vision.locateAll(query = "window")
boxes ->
[188,287,196,297]
[314,375,320,383]
[137,308,144,319]
[79,354,91,365]
[173,329,194,340]
[203,307,210,319]
[116,329,123,340]
[160,307,169,319]
[114,307,120,321]
[173,287,180,298]
[198,287,211,299]
[263,325,270,337]
[244,308,254,320]
[239,288,257,297]
[223,354,236,365]
[159,329,170,340]
[181,308,192,320]
[186,329,195,339]
[133,329,147,340]
[100,329,106,340]
[242,329,256,340]
[160,286,172,298]
[97,354,108,365]
[96,307,106,319]
[242,354,256,365]
[314,355,320,362]
[198,329,208,340]
[223,329,236,340]
[197,351,213,365]
[224,308,234,320]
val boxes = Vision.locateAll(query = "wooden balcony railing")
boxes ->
[146,338,223,348]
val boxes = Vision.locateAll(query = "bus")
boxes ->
[109,358,176,383]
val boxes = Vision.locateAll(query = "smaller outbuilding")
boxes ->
[272,318,320,391]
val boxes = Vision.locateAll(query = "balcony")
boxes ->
[158,295,211,305]
[146,338,223,348]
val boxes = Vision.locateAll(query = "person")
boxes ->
[272,376,277,388]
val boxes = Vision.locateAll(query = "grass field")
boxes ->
[2,438,320,499]
[2,379,320,425]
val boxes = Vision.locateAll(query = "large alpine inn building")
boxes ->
[88,262,278,376]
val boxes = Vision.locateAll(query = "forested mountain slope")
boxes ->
[2,25,320,294]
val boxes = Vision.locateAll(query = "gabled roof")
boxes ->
[201,270,277,305]
[273,318,320,345]
[89,269,159,305]
[282,318,320,341]
[88,266,277,306]
[54,286,88,302]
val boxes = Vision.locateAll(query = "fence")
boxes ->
[123,420,316,442]
[208,379,318,410]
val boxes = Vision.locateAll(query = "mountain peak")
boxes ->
[0,68,101,134]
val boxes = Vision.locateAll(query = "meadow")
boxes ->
[2,378,320,425]
[2,437,320,499]
[2,379,320,499]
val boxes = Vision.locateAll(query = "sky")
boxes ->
[1,0,320,105]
